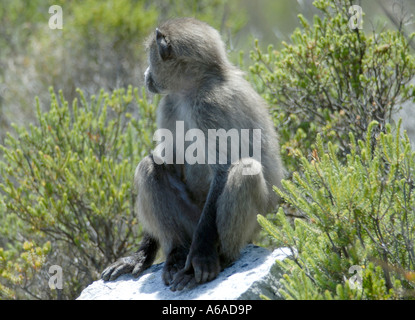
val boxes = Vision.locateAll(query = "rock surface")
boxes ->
[77,245,291,300]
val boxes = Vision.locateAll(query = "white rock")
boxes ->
[77,245,291,300]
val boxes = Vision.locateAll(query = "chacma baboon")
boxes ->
[101,18,284,291]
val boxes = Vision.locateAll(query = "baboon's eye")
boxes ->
[156,28,172,61]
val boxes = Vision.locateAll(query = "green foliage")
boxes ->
[249,0,415,173]
[0,0,158,141]
[259,120,415,299]
[254,0,415,300]
[67,0,158,44]
[0,86,158,299]
[0,241,51,300]
[154,0,246,34]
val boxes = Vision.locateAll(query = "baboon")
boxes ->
[101,18,284,291]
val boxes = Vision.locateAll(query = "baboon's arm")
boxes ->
[172,167,228,290]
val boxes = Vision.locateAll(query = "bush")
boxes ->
[0,86,157,299]
[249,0,415,173]
[259,120,415,299]
[252,0,415,300]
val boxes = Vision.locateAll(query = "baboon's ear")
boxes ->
[156,28,172,61]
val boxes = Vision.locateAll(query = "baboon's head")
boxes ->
[144,18,229,94]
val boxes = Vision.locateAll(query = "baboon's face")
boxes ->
[144,26,182,94]
[144,67,158,94]
[144,39,167,94]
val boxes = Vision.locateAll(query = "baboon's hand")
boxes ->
[101,253,147,281]
[187,248,221,284]
[170,244,220,291]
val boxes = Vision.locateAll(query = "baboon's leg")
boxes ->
[216,158,269,265]
[135,155,202,283]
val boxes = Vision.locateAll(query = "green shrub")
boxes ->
[68,0,157,43]
[0,240,51,299]
[249,0,415,173]
[0,86,158,299]
[153,0,246,34]
[259,120,415,299]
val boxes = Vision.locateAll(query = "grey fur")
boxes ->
[101,18,284,290]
